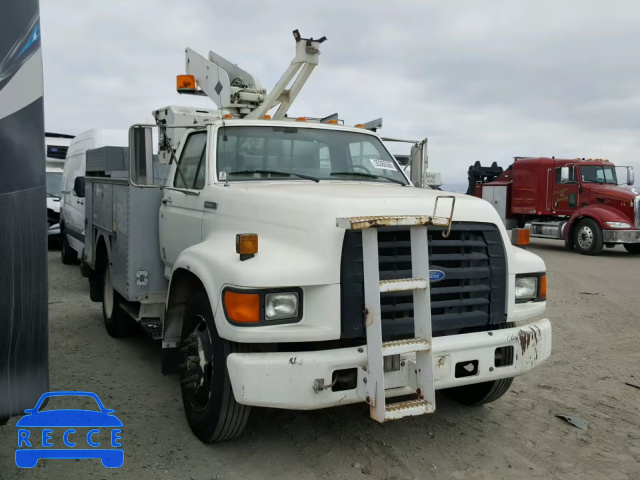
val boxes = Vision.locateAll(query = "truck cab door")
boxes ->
[552,166,580,215]
[159,131,208,270]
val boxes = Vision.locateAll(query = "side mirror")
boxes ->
[130,126,154,185]
[560,166,570,184]
[73,176,86,197]
[627,167,634,186]
[409,139,428,187]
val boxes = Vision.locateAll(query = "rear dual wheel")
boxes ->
[179,291,250,443]
[102,263,134,338]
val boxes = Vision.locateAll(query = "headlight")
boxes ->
[515,277,538,301]
[605,221,631,229]
[265,292,299,320]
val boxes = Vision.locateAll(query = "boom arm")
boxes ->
[183,30,326,118]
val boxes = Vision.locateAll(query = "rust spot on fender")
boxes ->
[365,308,373,327]
[436,356,446,368]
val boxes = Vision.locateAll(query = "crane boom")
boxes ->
[182,30,326,118]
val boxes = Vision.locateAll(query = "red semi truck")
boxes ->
[467,157,639,255]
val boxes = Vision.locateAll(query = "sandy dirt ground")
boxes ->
[1,240,639,479]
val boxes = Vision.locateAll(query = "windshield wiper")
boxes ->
[228,169,320,183]
[330,171,407,186]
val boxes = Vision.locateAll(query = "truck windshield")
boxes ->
[216,126,408,185]
[46,171,63,197]
[580,165,617,184]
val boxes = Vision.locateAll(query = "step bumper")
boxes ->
[227,318,552,409]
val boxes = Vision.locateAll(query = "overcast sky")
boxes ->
[40,0,640,184]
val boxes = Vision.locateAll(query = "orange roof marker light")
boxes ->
[176,74,196,93]
[354,123,365,128]
[223,114,233,119]
[261,115,272,120]
[327,119,338,125]
[296,117,307,122]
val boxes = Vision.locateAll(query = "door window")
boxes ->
[174,132,207,189]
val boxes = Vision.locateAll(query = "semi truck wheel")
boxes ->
[0,417,9,426]
[573,218,603,255]
[60,226,79,265]
[443,377,514,406]
[179,291,250,443]
[102,263,133,337]
[624,244,640,254]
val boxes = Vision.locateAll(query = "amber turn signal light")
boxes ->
[511,228,530,247]
[176,74,196,92]
[236,233,258,259]
[539,275,547,300]
[224,291,260,323]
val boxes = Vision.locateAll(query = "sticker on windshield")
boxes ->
[218,171,227,181]
[369,159,396,171]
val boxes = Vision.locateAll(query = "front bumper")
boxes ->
[227,318,552,409]
[602,229,640,244]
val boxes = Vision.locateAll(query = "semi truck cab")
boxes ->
[469,157,639,255]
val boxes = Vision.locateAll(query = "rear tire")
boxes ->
[573,218,603,255]
[179,291,250,443]
[102,263,134,338]
[0,417,9,426]
[624,244,640,254]
[61,227,79,265]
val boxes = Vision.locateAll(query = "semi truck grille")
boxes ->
[340,222,507,340]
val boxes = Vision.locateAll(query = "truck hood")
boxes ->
[46,196,61,213]
[587,184,637,203]
[218,182,506,229]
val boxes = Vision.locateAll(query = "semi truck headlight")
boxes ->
[515,277,538,300]
[265,292,299,320]
[605,222,631,229]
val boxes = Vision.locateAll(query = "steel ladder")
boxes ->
[336,198,455,422]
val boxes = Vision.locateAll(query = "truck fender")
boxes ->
[164,245,225,348]
[564,206,633,241]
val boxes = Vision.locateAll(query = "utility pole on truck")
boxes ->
[80,29,552,443]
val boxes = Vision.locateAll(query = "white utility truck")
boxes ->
[81,31,552,442]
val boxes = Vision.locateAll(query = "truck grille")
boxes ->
[340,222,507,340]
[635,196,640,229]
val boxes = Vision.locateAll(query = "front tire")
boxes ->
[573,218,603,255]
[179,291,250,443]
[102,263,133,338]
[443,377,514,406]
[624,243,640,254]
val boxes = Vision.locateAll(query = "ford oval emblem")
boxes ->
[429,270,445,282]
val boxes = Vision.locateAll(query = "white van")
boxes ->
[60,129,129,264]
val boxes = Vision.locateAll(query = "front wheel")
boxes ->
[179,291,250,443]
[624,243,640,254]
[443,377,514,406]
[0,417,9,426]
[573,218,603,255]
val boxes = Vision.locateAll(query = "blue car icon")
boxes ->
[15,391,123,468]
